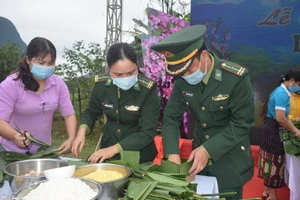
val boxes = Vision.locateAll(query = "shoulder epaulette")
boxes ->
[221,62,247,76]
[94,74,110,83]
[138,74,155,90]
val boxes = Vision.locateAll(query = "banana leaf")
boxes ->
[29,147,59,159]
[26,135,50,147]
[147,172,189,187]
[120,151,140,170]
[139,181,158,200]
[127,181,151,200]
[67,160,89,167]
[284,141,300,156]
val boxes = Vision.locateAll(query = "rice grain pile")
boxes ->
[24,178,97,200]
[83,169,123,182]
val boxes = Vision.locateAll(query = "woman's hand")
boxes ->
[88,146,118,163]
[71,132,86,157]
[57,138,74,155]
[13,131,31,148]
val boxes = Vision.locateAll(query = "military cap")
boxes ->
[151,25,206,76]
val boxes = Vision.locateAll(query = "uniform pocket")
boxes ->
[209,100,232,122]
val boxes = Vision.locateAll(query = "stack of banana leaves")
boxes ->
[0,135,59,187]
[282,121,300,157]
[104,151,238,200]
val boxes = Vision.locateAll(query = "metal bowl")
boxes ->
[4,158,68,193]
[74,163,132,200]
[13,178,102,200]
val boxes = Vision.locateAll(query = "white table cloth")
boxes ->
[285,153,300,200]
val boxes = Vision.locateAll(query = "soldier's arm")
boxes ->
[80,83,103,134]
[162,82,187,156]
[202,73,255,162]
[119,84,160,150]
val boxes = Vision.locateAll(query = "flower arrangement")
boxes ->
[140,8,190,135]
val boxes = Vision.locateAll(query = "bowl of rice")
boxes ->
[4,158,68,193]
[13,178,102,200]
[73,163,132,200]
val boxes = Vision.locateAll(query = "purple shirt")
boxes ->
[0,73,74,154]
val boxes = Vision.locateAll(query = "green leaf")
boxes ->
[120,151,140,170]
[147,172,189,187]
[127,181,151,200]
[29,148,59,159]
[139,181,159,200]
[67,160,89,167]
[26,135,50,147]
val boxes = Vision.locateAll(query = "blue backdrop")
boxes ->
[191,0,300,125]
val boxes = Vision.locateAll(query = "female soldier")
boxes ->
[259,69,300,200]
[0,37,77,155]
[72,42,160,163]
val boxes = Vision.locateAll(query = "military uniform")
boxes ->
[80,73,160,163]
[151,25,255,199]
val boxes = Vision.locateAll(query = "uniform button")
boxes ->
[208,159,212,166]
[201,106,205,111]
[220,106,224,111]
[116,109,119,114]
[186,102,189,106]
[241,146,245,150]
[205,135,210,140]
[117,121,120,124]
[117,129,121,133]
[202,123,207,128]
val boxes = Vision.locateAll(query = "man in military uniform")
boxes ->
[151,25,255,199]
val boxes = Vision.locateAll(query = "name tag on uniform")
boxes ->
[181,91,195,98]
[102,102,114,109]
[125,105,140,111]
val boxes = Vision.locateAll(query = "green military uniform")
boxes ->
[80,73,160,163]
[151,25,255,199]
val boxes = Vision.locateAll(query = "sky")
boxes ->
[0,0,189,64]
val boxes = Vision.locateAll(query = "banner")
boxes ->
[191,0,300,125]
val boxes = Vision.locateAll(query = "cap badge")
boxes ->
[161,51,174,58]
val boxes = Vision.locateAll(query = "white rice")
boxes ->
[23,178,97,200]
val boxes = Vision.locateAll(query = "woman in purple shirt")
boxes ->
[0,37,76,155]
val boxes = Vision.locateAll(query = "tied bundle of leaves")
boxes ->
[282,121,300,157]
[115,151,236,200]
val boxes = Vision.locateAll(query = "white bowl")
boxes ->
[43,165,76,180]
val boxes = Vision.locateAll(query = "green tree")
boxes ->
[56,41,106,117]
[0,41,22,82]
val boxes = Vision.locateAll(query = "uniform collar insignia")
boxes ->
[215,69,222,81]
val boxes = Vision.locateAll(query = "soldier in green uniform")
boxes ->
[151,25,255,199]
[72,42,160,164]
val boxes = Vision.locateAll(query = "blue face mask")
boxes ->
[111,74,138,90]
[181,67,207,85]
[288,83,300,93]
[31,63,55,80]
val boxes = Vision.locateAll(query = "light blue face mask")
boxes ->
[31,63,55,80]
[288,83,300,93]
[181,65,207,85]
[111,74,138,90]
